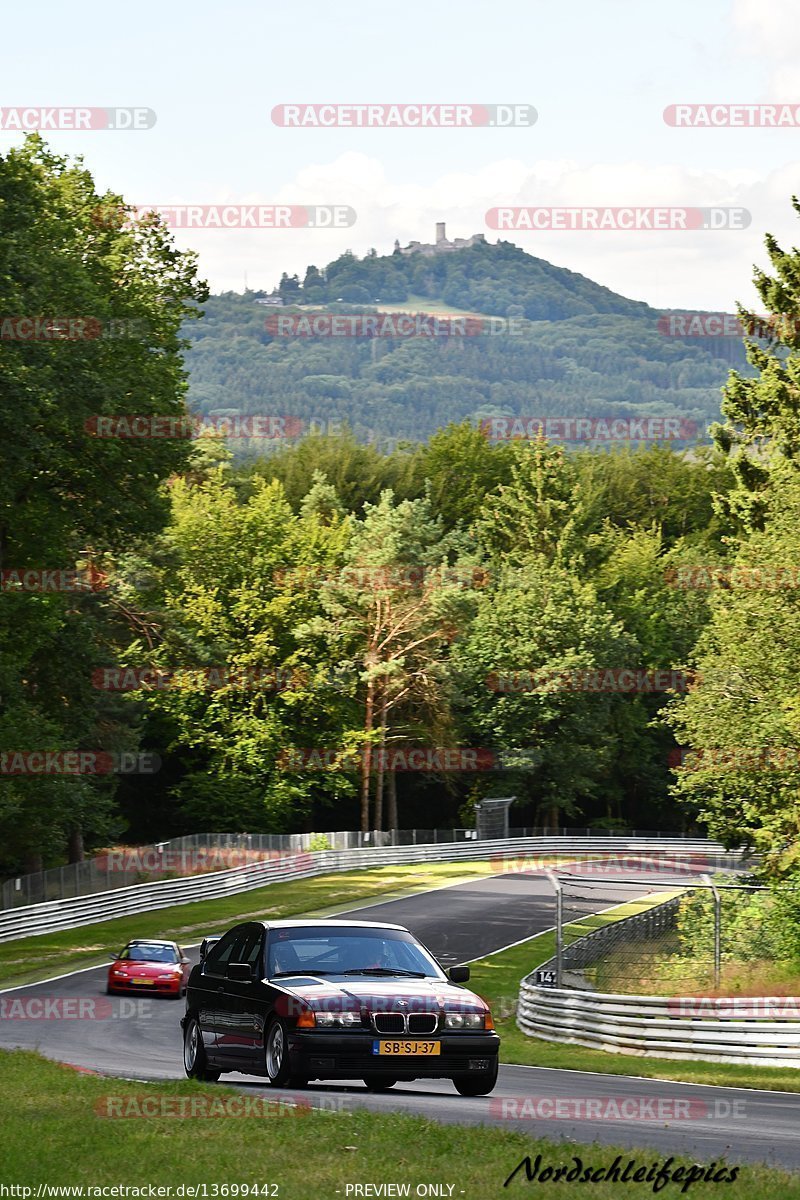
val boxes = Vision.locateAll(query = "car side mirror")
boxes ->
[226,961,253,982]
[448,966,470,983]
[180,957,190,965]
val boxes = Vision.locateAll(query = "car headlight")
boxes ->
[314,1011,361,1027]
[444,1012,484,1030]
[158,971,182,980]
[112,970,127,977]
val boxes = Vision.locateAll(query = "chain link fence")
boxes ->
[1,826,706,910]
[544,873,800,996]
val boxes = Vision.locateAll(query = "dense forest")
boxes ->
[2,137,800,895]
[183,240,750,450]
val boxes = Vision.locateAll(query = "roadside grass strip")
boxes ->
[3,1049,797,1197]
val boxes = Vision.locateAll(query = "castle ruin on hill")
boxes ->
[395,223,486,257]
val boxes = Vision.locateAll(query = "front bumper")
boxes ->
[287,1030,500,1079]
[108,977,182,995]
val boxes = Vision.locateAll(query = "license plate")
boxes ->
[373,1040,440,1056]
[133,977,154,985]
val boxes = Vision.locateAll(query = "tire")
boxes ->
[183,1015,221,1082]
[264,1018,306,1088]
[362,1075,398,1091]
[452,1059,499,1096]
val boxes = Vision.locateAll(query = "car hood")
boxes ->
[273,975,487,1011]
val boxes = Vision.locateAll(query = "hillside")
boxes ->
[183,239,748,451]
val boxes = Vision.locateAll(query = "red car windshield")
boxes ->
[119,945,179,963]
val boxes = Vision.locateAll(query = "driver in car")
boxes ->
[270,943,303,976]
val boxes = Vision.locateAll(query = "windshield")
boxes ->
[266,927,442,979]
[119,944,179,964]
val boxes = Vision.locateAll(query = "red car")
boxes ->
[107,939,191,998]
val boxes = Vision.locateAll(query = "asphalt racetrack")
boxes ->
[2,869,799,1171]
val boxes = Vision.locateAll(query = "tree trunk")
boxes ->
[360,676,375,834]
[374,692,388,833]
[548,804,559,834]
[387,767,398,832]
[67,828,85,864]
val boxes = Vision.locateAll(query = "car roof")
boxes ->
[261,919,408,932]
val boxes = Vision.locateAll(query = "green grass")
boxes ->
[469,929,800,1092]
[370,294,486,317]
[3,1049,797,1197]
[595,945,800,998]
[0,862,499,990]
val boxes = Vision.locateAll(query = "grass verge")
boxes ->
[3,1049,797,1197]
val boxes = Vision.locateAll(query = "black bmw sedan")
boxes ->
[181,918,500,1095]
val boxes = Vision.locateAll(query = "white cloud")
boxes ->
[732,0,800,61]
[732,0,800,96]
[176,151,800,311]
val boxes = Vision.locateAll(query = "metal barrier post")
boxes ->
[544,869,563,987]
[702,874,721,989]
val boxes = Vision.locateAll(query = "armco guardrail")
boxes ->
[517,890,800,1067]
[0,836,727,943]
[517,983,800,1067]
[1,825,705,909]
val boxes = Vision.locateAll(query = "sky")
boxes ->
[2,0,799,310]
